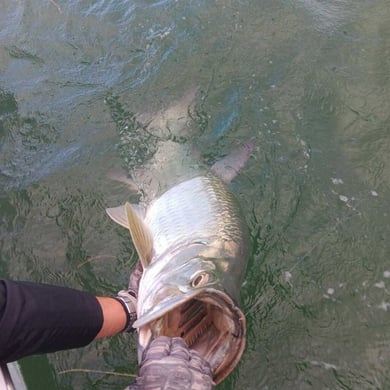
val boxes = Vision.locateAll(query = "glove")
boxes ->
[126,336,215,390]
[115,260,143,332]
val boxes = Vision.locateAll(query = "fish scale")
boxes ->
[145,176,224,259]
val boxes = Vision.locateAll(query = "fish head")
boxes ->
[133,244,246,384]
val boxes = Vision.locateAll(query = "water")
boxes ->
[1,0,390,389]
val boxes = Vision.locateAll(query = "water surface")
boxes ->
[1,1,390,389]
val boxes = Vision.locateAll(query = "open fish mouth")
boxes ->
[137,290,246,384]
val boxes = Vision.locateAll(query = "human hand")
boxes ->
[115,260,143,332]
[126,336,215,390]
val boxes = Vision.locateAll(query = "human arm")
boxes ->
[0,279,135,363]
[0,277,215,389]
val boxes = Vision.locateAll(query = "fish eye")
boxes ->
[191,271,210,288]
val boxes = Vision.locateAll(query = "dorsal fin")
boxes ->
[210,140,254,183]
[124,202,153,269]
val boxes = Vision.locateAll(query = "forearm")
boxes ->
[0,280,215,389]
[0,279,104,363]
[95,296,127,338]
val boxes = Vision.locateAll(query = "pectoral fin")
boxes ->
[106,205,129,229]
[106,204,146,229]
[106,204,152,268]
[124,202,153,269]
[210,140,254,183]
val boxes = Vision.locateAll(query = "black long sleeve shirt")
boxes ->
[0,279,103,363]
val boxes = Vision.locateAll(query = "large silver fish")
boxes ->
[107,91,251,384]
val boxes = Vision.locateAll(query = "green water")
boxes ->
[1,1,390,389]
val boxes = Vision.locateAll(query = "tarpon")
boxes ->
[106,90,252,384]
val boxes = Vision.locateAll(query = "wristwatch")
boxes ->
[115,290,137,332]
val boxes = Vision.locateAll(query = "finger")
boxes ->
[142,336,171,361]
[189,349,213,376]
[169,337,190,360]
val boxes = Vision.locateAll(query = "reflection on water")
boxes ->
[1,0,390,389]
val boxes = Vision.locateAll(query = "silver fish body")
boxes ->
[107,90,251,384]
[108,172,249,384]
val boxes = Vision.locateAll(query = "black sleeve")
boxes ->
[0,279,103,363]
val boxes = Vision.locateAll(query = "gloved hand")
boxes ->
[115,260,143,332]
[126,336,215,390]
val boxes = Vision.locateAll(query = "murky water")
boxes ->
[1,1,390,389]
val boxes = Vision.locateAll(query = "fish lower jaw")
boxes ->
[138,292,246,384]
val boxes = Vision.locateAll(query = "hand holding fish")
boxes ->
[116,262,215,389]
[0,278,215,390]
[127,336,214,390]
[114,260,143,332]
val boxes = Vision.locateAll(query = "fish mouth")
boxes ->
[135,289,246,384]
